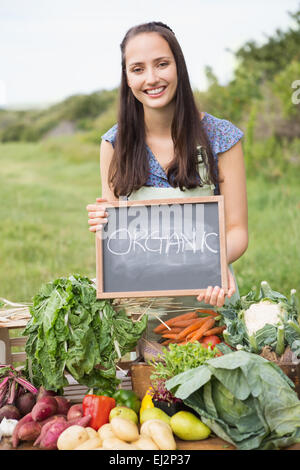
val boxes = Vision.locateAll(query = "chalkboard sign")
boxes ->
[96,196,228,299]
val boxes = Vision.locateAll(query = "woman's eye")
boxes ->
[158,62,168,68]
[132,67,143,73]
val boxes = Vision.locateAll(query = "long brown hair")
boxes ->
[108,21,218,198]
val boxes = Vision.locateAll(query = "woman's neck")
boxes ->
[143,101,175,138]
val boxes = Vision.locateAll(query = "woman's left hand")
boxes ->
[196,266,236,308]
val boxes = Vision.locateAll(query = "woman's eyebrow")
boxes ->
[128,56,172,67]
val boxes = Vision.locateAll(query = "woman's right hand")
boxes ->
[86,197,109,232]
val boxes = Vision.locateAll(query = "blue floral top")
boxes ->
[101,112,244,195]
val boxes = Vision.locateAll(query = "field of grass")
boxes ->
[0,138,299,305]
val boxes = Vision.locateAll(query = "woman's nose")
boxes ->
[145,67,159,85]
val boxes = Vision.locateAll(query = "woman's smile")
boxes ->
[143,85,167,97]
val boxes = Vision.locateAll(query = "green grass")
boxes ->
[0,138,299,305]
[0,137,101,302]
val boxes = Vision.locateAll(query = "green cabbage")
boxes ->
[166,350,300,450]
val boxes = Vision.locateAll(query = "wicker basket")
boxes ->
[130,363,154,400]
[130,361,300,401]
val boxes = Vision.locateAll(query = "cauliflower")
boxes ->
[243,300,283,336]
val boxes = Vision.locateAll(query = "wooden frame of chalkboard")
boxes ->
[96,196,228,299]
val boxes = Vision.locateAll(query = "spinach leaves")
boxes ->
[23,274,147,395]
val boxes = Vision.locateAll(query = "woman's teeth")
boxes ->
[145,86,165,95]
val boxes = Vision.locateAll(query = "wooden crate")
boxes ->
[0,320,133,403]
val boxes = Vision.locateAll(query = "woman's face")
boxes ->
[125,32,178,111]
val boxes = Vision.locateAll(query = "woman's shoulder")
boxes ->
[202,112,244,154]
[101,123,118,147]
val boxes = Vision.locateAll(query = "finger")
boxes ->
[204,286,213,304]
[228,286,236,298]
[96,198,107,202]
[86,204,107,211]
[197,292,204,302]
[210,286,221,306]
[88,211,108,218]
[89,224,103,232]
[216,288,225,308]
[88,218,108,226]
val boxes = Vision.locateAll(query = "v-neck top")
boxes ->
[101,112,244,195]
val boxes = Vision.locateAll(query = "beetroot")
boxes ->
[54,396,71,415]
[0,404,20,421]
[31,396,58,421]
[18,421,42,442]
[15,392,36,416]
[67,403,83,421]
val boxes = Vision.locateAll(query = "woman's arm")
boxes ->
[219,139,248,263]
[86,140,118,232]
[197,140,248,307]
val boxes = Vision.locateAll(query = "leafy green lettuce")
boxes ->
[23,274,147,394]
[166,350,300,450]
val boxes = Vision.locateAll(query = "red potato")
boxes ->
[31,396,58,421]
[54,396,71,415]
[67,403,83,421]
[12,412,33,448]
[18,421,42,442]
[33,416,67,447]
[39,414,92,450]
[36,386,56,401]
[40,421,71,450]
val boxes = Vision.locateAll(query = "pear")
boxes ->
[170,411,211,441]
[140,407,171,425]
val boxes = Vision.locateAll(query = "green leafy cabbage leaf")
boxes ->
[166,350,300,450]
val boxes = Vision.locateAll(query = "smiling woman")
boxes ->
[86,21,248,314]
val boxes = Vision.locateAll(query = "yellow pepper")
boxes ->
[140,387,154,418]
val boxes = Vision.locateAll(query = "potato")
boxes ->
[102,437,139,450]
[147,420,176,451]
[85,427,98,439]
[57,425,89,450]
[31,397,58,422]
[74,437,102,450]
[140,419,171,438]
[98,423,115,441]
[110,417,139,442]
[133,435,159,450]
[18,421,41,441]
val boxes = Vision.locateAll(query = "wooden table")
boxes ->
[1,436,300,451]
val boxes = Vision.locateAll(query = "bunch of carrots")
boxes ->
[153,310,226,346]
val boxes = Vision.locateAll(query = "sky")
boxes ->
[0,0,299,108]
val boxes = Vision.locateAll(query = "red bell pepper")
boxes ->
[82,394,116,430]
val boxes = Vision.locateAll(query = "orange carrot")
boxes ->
[159,327,184,335]
[162,333,181,339]
[190,317,216,342]
[177,316,211,340]
[161,339,172,346]
[153,312,198,333]
[196,309,219,317]
[170,318,202,328]
[203,326,226,336]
